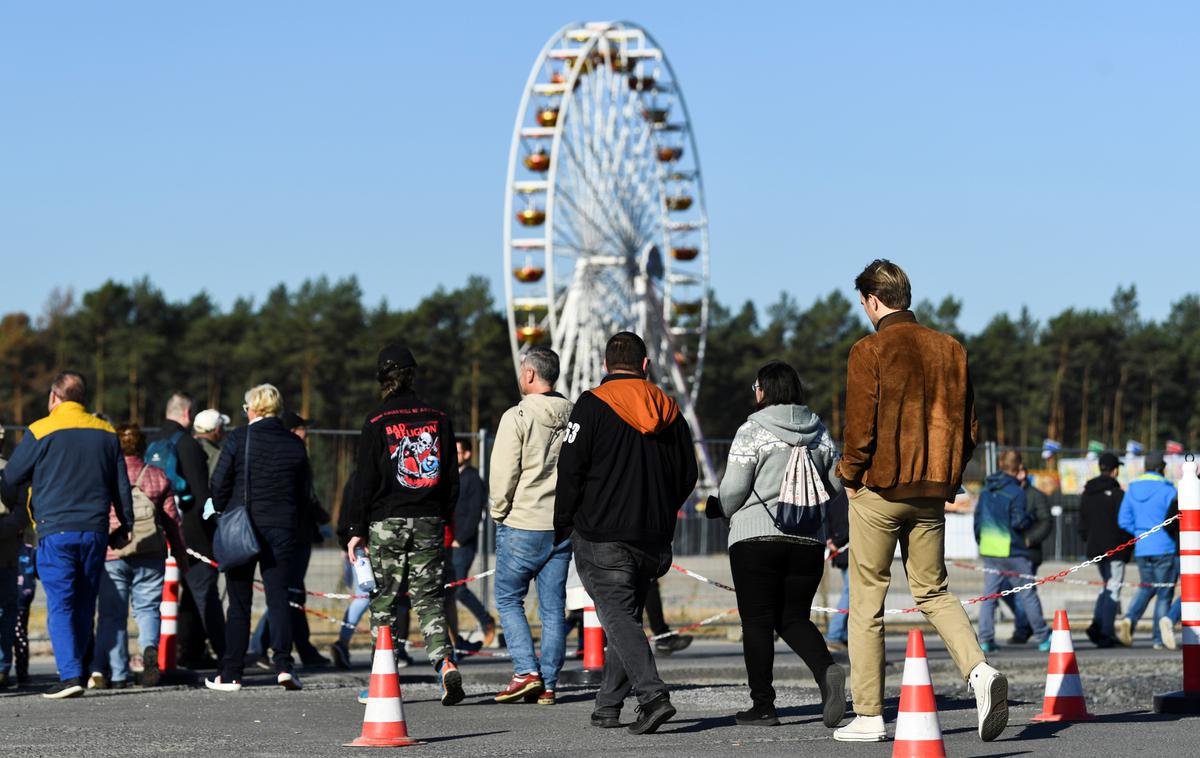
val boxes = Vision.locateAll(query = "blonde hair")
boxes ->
[244,384,283,417]
[998,449,1023,475]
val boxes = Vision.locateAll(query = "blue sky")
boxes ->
[2,3,1197,333]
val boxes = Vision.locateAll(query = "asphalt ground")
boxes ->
[0,633,1194,757]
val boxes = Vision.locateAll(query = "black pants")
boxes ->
[729,539,833,708]
[574,536,672,715]
[181,559,226,661]
[642,579,670,636]
[222,526,298,680]
[256,540,322,661]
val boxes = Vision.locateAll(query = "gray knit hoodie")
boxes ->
[717,404,842,547]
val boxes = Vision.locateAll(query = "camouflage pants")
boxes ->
[367,516,452,665]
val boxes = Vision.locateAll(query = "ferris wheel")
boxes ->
[502,20,716,487]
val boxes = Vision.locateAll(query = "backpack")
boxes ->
[115,467,165,558]
[753,442,831,541]
[145,431,191,504]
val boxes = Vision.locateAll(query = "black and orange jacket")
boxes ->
[554,374,698,546]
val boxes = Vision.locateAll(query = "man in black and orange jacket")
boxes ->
[554,331,697,735]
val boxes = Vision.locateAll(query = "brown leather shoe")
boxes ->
[495,672,544,703]
[482,622,497,648]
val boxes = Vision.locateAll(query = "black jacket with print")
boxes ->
[347,391,459,537]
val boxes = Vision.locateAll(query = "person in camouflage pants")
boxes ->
[368,516,452,665]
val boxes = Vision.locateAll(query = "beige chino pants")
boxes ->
[847,488,985,716]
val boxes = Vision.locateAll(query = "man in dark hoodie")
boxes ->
[554,331,698,736]
[345,344,464,705]
[1078,452,1132,648]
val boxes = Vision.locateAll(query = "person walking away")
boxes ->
[0,372,133,698]
[489,346,574,706]
[192,409,229,478]
[344,344,465,705]
[247,411,331,669]
[450,440,496,646]
[1004,463,1053,644]
[152,392,224,670]
[973,451,1053,653]
[0,426,24,689]
[717,360,848,729]
[832,260,1006,743]
[1078,452,1132,648]
[824,485,851,650]
[555,332,698,735]
[91,424,185,689]
[1115,452,1179,648]
[205,384,312,691]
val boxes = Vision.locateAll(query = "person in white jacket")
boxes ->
[489,346,575,706]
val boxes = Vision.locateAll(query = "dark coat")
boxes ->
[1078,475,1133,562]
[211,417,312,531]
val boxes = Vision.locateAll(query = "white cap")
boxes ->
[193,409,230,434]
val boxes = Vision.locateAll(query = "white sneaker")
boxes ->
[833,714,887,742]
[204,675,243,692]
[969,662,1008,742]
[277,671,303,691]
[1160,617,1177,650]
[1114,617,1133,647]
[86,672,107,690]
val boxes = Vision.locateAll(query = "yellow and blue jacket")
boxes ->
[0,402,133,537]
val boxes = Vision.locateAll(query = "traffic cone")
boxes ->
[157,555,180,671]
[1033,610,1095,722]
[893,629,946,758]
[346,626,421,747]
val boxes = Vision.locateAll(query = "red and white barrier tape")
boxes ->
[672,514,1181,616]
[949,559,1175,590]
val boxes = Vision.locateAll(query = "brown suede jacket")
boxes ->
[836,311,978,502]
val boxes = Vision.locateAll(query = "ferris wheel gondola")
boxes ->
[502,21,716,489]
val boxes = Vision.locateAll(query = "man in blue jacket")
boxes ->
[0,372,133,698]
[1115,452,1179,649]
[973,450,1051,653]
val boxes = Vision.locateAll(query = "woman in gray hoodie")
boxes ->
[718,361,847,729]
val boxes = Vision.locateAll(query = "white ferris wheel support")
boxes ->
[502,21,716,490]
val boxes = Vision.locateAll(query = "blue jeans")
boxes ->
[977,556,1050,644]
[827,567,849,642]
[95,556,165,682]
[339,557,372,644]
[0,566,18,673]
[38,531,107,681]
[494,524,571,689]
[1092,560,1126,638]
[1126,553,1178,645]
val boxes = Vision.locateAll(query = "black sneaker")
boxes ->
[0,671,10,689]
[654,635,693,656]
[1006,633,1030,645]
[300,652,331,668]
[253,655,272,672]
[734,704,779,726]
[329,640,351,670]
[819,663,847,728]
[141,646,160,687]
[591,712,623,729]
[628,694,676,735]
[43,678,84,699]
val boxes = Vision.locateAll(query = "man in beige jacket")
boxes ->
[489,346,574,705]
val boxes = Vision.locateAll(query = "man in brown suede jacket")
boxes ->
[833,260,1008,746]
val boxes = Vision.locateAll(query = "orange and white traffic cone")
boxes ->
[1033,610,1095,722]
[346,626,420,748]
[158,555,180,671]
[893,629,946,758]
[560,591,605,685]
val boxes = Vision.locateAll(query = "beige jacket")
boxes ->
[489,392,574,531]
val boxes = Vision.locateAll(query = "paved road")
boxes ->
[0,637,1191,756]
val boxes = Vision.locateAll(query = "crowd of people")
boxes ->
[0,259,1184,746]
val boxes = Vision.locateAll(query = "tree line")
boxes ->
[1,275,1197,512]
